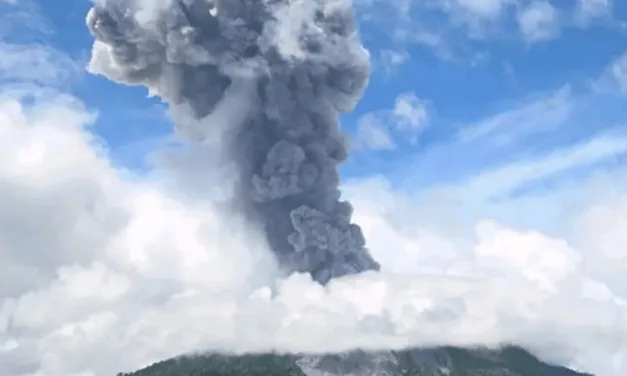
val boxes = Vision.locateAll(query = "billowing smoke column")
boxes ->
[86,0,380,284]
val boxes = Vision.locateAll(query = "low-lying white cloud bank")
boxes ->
[1,81,627,376]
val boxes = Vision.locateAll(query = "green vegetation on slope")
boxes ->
[117,346,593,376]
[117,353,306,376]
[444,347,592,376]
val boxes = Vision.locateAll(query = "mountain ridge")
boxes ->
[116,346,593,376]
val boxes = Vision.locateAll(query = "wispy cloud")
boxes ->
[452,0,516,19]
[595,51,627,94]
[457,134,627,201]
[439,0,519,38]
[0,0,52,39]
[0,42,82,87]
[574,0,613,26]
[456,86,573,144]
[356,0,620,62]
[384,63,625,195]
[355,113,397,150]
[0,0,82,95]
[354,0,520,61]
[376,49,410,75]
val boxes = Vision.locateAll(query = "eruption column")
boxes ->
[87,0,380,284]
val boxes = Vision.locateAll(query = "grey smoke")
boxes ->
[86,0,380,284]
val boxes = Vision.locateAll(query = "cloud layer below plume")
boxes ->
[2,61,627,376]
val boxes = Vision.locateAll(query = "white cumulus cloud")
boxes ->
[355,91,429,150]
[517,1,561,44]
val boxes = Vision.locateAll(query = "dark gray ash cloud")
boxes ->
[86,0,380,284]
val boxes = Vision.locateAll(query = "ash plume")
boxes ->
[86,0,380,284]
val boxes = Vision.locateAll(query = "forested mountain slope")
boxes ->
[118,346,592,376]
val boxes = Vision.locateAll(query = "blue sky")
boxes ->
[3,0,627,214]
[4,2,627,374]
